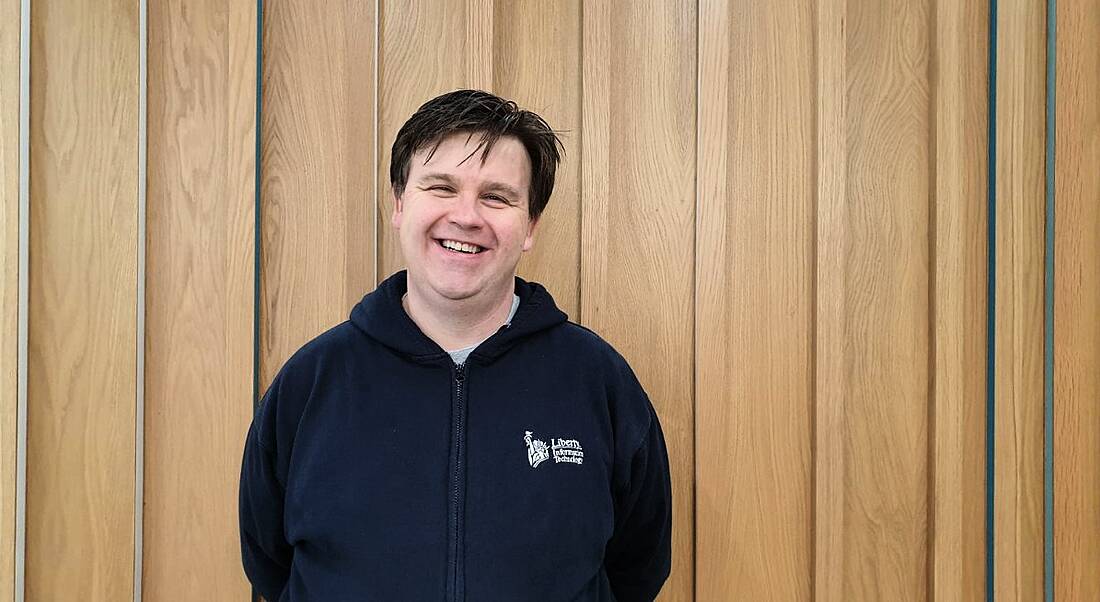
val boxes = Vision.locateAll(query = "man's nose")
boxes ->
[448,192,485,229]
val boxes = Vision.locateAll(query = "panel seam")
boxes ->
[14,0,31,598]
[133,0,148,599]
[373,0,380,287]
[1042,0,1056,599]
[691,0,700,598]
[985,0,999,599]
[926,0,939,597]
[251,1,264,601]
[809,2,820,598]
[576,0,585,325]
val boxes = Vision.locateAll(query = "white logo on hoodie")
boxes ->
[524,430,583,468]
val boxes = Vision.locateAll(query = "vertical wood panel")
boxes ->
[465,0,493,91]
[579,2,695,599]
[261,0,375,384]
[0,0,20,597]
[818,0,933,598]
[144,1,256,597]
[1054,0,1100,598]
[494,0,581,318]
[993,0,1046,598]
[27,0,138,598]
[697,0,813,598]
[933,1,989,600]
[377,0,476,280]
[813,0,849,598]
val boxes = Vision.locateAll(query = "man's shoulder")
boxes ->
[542,321,640,378]
[546,320,617,355]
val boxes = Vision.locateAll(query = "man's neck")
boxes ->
[402,281,515,351]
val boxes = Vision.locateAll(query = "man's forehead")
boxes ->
[416,132,523,160]
[411,133,530,181]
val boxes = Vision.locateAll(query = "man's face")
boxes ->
[392,132,538,306]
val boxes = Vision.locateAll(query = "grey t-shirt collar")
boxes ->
[447,294,520,366]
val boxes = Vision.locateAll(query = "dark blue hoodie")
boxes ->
[239,271,672,601]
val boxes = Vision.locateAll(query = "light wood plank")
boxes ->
[579,2,695,599]
[813,0,848,599]
[993,0,1046,599]
[27,0,138,598]
[934,1,990,600]
[144,0,257,597]
[1054,0,1100,597]
[836,0,933,598]
[697,0,813,598]
[494,0,581,319]
[465,0,493,91]
[0,0,20,597]
[261,0,376,384]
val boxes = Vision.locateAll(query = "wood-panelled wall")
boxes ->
[1,1,1098,600]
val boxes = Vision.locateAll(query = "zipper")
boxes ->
[448,363,467,601]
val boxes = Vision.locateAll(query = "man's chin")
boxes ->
[421,277,484,303]
[408,269,513,305]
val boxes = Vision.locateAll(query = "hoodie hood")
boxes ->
[349,270,568,364]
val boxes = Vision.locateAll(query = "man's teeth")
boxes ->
[440,239,483,254]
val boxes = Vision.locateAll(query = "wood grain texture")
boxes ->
[465,0,493,91]
[833,0,932,598]
[0,0,20,597]
[933,1,989,600]
[813,1,849,599]
[261,0,375,386]
[27,0,138,598]
[377,0,475,280]
[1054,0,1100,598]
[697,0,813,598]
[144,1,256,598]
[579,2,695,599]
[494,0,581,319]
[993,0,1046,598]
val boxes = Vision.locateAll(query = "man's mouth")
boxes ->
[438,239,485,254]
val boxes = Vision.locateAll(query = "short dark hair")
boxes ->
[389,89,563,221]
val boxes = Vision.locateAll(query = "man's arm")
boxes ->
[239,389,293,601]
[604,403,673,602]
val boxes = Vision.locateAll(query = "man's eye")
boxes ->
[428,185,454,193]
[484,194,510,204]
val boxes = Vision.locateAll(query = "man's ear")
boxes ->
[522,216,540,252]
[391,189,404,229]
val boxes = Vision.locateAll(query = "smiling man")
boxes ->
[239,90,672,601]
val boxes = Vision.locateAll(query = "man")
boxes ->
[239,90,672,601]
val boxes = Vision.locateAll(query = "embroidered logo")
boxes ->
[524,430,583,468]
[524,431,550,468]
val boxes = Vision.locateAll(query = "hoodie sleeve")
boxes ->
[239,381,294,602]
[604,403,673,601]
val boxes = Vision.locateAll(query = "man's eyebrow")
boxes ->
[481,181,522,199]
[417,173,459,185]
[418,174,522,199]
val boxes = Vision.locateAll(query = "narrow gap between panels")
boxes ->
[373,0,380,288]
[251,1,265,601]
[15,0,32,599]
[691,1,700,599]
[1042,0,1057,599]
[133,0,149,600]
[985,0,998,600]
